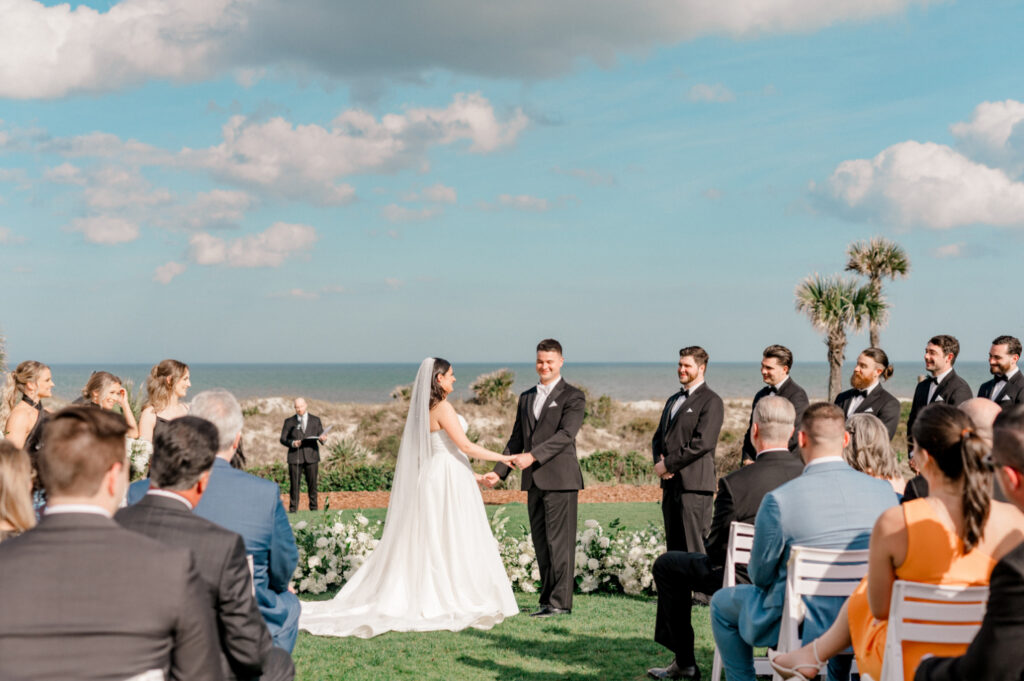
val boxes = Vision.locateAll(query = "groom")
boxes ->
[485,338,586,617]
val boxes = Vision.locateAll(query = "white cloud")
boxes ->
[498,194,550,211]
[272,284,345,299]
[81,167,172,211]
[153,261,187,284]
[172,189,256,230]
[418,183,458,204]
[381,204,442,223]
[43,162,86,185]
[552,166,616,187]
[0,226,26,244]
[189,222,318,268]
[688,83,735,103]
[0,0,929,98]
[819,140,1024,229]
[931,243,965,259]
[950,99,1024,175]
[384,277,403,290]
[67,215,140,244]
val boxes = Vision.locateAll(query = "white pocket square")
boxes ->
[1002,395,1012,402]
[548,401,558,407]
[935,396,944,402]
[865,407,874,413]
[685,408,694,413]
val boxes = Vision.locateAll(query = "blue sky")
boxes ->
[2,0,1023,365]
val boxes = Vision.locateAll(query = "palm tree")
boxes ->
[795,274,888,401]
[845,237,910,347]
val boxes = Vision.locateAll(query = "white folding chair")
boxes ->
[711,522,773,681]
[860,580,988,681]
[775,546,871,678]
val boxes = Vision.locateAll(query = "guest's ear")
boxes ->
[798,430,807,449]
[196,469,213,496]
[751,423,760,442]
[231,431,242,452]
[841,431,851,448]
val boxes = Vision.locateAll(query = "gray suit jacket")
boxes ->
[116,493,277,681]
[0,511,222,681]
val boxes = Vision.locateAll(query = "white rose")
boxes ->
[294,521,308,531]
[584,519,599,529]
[315,537,329,548]
[356,514,369,526]
[307,555,321,569]
[587,558,599,570]
[599,536,610,549]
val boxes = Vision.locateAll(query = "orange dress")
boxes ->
[847,498,996,681]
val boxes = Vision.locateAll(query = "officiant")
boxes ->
[280,397,325,512]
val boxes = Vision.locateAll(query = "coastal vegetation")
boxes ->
[845,237,911,348]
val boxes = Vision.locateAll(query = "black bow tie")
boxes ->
[925,376,938,385]
[855,389,869,398]
[767,385,779,395]
[677,388,689,398]
[994,373,1008,382]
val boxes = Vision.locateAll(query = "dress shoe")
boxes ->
[529,605,571,618]
[646,659,700,680]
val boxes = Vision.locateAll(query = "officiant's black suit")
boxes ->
[116,493,294,681]
[652,382,724,553]
[978,370,1024,410]
[906,370,973,451]
[834,384,901,440]
[740,378,808,463]
[280,413,323,512]
[494,379,586,611]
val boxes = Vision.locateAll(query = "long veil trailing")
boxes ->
[298,358,517,638]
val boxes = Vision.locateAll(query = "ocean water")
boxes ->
[42,361,999,404]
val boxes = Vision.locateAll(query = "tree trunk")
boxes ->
[827,330,847,402]
[869,323,880,349]
[869,276,882,348]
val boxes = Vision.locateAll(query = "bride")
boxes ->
[299,358,520,638]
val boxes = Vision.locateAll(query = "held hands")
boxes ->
[509,452,535,470]
[480,472,500,488]
[654,455,674,480]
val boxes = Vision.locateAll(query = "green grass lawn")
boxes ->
[292,502,725,681]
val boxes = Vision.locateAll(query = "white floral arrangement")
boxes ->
[289,508,666,597]
[125,439,152,481]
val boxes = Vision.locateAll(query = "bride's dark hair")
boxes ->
[429,358,452,409]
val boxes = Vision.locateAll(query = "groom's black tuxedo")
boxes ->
[495,378,586,611]
[835,383,901,441]
[906,369,972,451]
[978,369,1024,411]
[652,382,724,553]
[740,377,809,463]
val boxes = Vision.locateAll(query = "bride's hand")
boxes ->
[503,455,517,468]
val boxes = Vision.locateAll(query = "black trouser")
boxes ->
[653,551,724,667]
[662,487,713,553]
[255,646,296,681]
[527,488,578,611]
[288,462,318,512]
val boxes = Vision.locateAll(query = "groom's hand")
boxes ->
[513,453,535,469]
[481,472,500,488]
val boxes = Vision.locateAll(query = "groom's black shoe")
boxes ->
[529,606,571,618]
[646,659,700,680]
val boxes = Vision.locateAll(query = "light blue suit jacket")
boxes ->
[127,458,300,651]
[742,459,898,645]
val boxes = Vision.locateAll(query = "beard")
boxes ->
[991,363,1008,375]
[851,372,873,390]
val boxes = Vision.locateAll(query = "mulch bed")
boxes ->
[284,484,662,510]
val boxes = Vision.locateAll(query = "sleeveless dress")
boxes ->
[848,498,997,681]
[299,415,518,638]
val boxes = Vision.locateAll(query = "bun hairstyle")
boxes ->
[1,361,50,424]
[144,360,189,412]
[861,347,894,381]
[912,403,992,552]
[82,371,122,403]
[429,358,452,410]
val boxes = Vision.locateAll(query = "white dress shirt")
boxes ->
[804,455,845,470]
[927,367,953,403]
[146,488,194,510]
[846,380,879,417]
[670,380,704,419]
[44,504,112,518]
[534,376,562,419]
[991,366,1020,402]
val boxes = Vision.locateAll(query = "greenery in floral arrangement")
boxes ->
[469,369,515,405]
[291,512,383,594]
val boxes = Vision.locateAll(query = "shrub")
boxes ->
[470,369,515,405]
[621,416,657,438]
[579,450,657,485]
[374,434,401,460]
[390,384,412,402]
[585,394,614,428]
[247,462,395,492]
[242,405,260,417]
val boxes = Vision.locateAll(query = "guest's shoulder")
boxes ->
[834,388,855,403]
[224,465,282,497]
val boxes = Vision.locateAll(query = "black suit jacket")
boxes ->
[0,512,221,681]
[835,384,901,440]
[741,378,809,463]
[915,540,1024,681]
[705,449,805,577]
[116,493,275,681]
[652,383,725,494]
[280,413,323,464]
[494,379,586,490]
[978,370,1024,411]
[906,370,973,451]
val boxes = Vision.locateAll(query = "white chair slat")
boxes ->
[900,601,986,622]
[712,522,759,681]
[793,582,862,597]
[897,622,985,644]
[794,563,870,580]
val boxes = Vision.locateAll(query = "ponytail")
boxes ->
[1,361,49,428]
[959,428,992,552]
[0,373,17,427]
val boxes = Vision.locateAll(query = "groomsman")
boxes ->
[740,345,808,464]
[834,347,901,440]
[906,335,973,453]
[978,335,1024,410]
[653,346,724,554]
[280,397,325,512]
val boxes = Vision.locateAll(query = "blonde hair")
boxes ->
[144,360,189,412]
[843,413,899,479]
[1,361,50,426]
[82,371,123,404]
[0,439,36,536]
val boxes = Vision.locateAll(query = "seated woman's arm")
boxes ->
[866,505,907,619]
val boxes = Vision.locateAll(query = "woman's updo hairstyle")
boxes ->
[912,403,991,552]
[144,360,189,412]
[82,371,123,403]
[861,347,894,381]
[1,361,50,424]
[429,358,452,410]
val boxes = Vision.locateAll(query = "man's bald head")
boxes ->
[294,398,307,415]
[960,397,1001,448]
[797,402,849,463]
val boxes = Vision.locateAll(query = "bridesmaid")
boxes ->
[137,360,191,443]
[80,371,140,439]
[1,361,54,452]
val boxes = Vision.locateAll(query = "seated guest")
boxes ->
[740,345,809,464]
[1,360,53,452]
[138,359,191,442]
[116,416,295,681]
[903,397,1004,503]
[647,396,805,680]
[79,370,140,439]
[834,348,901,440]
[915,405,1024,681]
[770,404,1024,681]
[0,440,35,542]
[710,403,897,681]
[843,413,905,496]
[0,407,220,680]
[129,389,300,652]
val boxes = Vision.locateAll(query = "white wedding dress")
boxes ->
[299,359,518,638]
